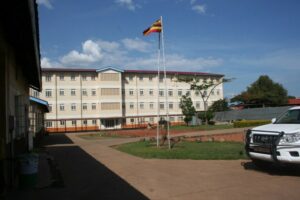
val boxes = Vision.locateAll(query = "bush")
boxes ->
[233,120,271,128]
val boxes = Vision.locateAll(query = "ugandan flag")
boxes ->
[143,19,162,36]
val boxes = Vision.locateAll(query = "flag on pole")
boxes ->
[143,19,162,36]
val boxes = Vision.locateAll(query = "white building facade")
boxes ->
[36,67,224,132]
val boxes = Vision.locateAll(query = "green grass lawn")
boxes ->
[170,124,234,131]
[78,132,133,140]
[115,141,247,160]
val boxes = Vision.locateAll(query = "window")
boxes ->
[45,89,52,97]
[178,116,183,122]
[32,90,39,98]
[46,121,52,128]
[129,76,133,81]
[186,91,191,96]
[169,117,175,122]
[72,120,76,126]
[101,88,119,95]
[203,90,207,96]
[149,102,154,109]
[178,90,182,96]
[101,103,120,110]
[159,90,164,97]
[160,103,164,110]
[100,73,119,81]
[48,104,52,112]
[140,102,144,109]
[92,89,96,96]
[216,90,220,95]
[59,89,64,96]
[71,89,76,96]
[130,103,134,109]
[92,103,96,110]
[59,75,64,81]
[169,102,173,109]
[130,118,134,123]
[83,103,87,110]
[149,76,153,81]
[211,90,215,95]
[159,76,163,83]
[139,89,144,96]
[195,91,199,96]
[91,76,96,81]
[196,102,200,109]
[59,104,64,111]
[129,90,134,96]
[168,90,173,96]
[82,89,87,96]
[92,119,97,125]
[82,75,87,81]
[60,120,65,126]
[45,75,51,82]
[71,74,76,81]
[139,76,143,81]
[149,117,154,123]
[71,103,76,111]
[149,89,153,96]
[83,120,87,125]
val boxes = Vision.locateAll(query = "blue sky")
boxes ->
[37,0,300,98]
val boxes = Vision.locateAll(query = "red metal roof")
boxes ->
[288,98,300,105]
[42,68,224,77]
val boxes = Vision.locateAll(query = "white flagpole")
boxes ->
[161,16,171,149]
[156,25,161,148]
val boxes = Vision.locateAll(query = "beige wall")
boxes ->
[39,69,224,128]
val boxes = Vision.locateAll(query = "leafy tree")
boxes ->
[198,111,214,124]
[231,75,288,107]
[208,99,229,112]
[177,75,233,124]
[179,95,196,126]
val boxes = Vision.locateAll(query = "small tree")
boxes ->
[209,99,229,112]
[179,95,196,126]
[177,75,233,124]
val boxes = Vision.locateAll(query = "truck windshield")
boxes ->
[275,109,300,124]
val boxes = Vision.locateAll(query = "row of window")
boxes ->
[45,89,97,97]
[45,73,120,82]
[45,116,185,128]
[128,102,201,110]
[48,102,201,112]
[44,88,220,98]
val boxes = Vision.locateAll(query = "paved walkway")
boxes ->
[8,128,300,200]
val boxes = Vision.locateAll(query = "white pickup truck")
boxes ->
[245,106,300,166]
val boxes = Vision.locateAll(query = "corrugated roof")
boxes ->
[30,96,49,112]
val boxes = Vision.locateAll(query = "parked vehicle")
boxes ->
[245,106,300,166]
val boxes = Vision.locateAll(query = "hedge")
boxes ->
[233,120,271,128]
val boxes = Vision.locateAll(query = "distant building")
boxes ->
[0,0,41,192]
[36,67,224,132]
[288,98,300,106]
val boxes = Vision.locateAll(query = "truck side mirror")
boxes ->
[271,118,276,123]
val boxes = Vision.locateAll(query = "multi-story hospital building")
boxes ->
[31,67,224,132]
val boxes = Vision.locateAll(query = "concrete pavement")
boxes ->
[8,129,300,200]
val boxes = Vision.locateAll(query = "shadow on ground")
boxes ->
[242,161,300,177]
[9,134,149,200]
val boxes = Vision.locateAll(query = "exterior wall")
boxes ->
[40,68,224,131]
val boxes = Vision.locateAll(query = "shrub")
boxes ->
[233,120,271,128]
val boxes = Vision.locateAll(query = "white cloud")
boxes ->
[192,4,206,14]
[115,0,137,11]
[60,40,103,65]
[126,53,223,71]
[40,57,63,68]
[57,38,223,71]
[37,0,53,9]
[190,0,197,5]
[122,38,151,52]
